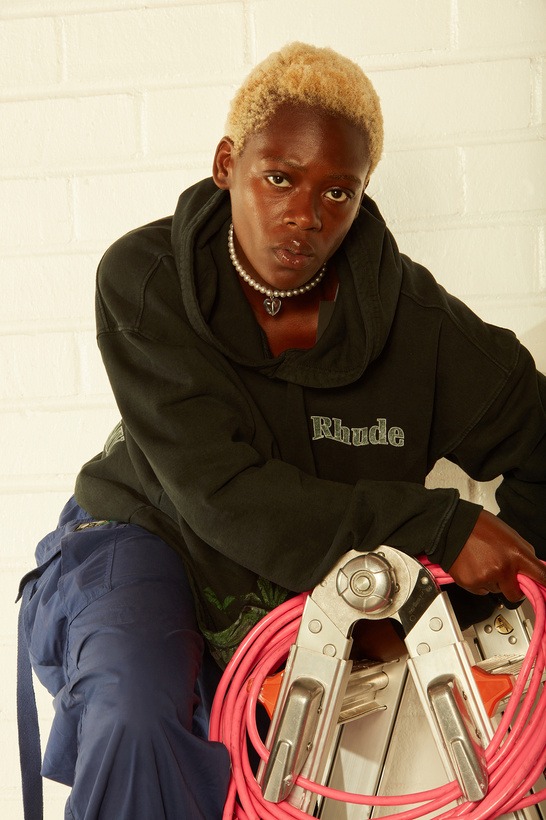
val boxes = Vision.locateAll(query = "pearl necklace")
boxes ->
[228,223,327,317]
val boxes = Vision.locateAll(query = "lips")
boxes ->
[273,239,318,271]
[276,238,314,258]
[274,248,315,271]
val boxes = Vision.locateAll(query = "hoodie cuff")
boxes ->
[428,497,483,571]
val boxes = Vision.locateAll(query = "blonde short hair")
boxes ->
[226,42,383,176]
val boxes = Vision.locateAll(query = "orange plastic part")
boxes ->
[471,666,515,717]
[258,665,514,721]
[257,669,285,719]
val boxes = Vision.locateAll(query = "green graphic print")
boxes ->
[201,578,289,666]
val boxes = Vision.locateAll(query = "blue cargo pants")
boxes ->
[18,497,230,819]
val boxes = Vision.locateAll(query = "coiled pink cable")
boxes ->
[209,560,546,820]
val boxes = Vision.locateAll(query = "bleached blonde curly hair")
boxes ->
[226,42,383,177]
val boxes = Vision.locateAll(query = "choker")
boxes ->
[228,223,326,317]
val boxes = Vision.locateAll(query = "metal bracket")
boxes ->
[259,546,492,810]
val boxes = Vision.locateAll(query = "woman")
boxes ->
[19,42,546,819]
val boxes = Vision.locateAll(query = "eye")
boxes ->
[325,188,353,203]
[266,174,291,188]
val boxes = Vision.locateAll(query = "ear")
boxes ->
[212,137,236,190]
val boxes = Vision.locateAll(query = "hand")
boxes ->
[449,510,546,602]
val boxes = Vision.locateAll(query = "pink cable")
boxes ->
[210,561,546,820]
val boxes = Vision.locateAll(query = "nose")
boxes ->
[283,188,322,231]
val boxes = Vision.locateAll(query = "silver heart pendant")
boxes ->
[264,296,281,316]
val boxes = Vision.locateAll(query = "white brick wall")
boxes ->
[2,1,544,816]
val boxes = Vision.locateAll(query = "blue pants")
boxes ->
[20,498,230,819]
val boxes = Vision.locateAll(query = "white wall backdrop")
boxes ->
[1,1,545,816]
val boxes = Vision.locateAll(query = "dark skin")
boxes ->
[451,509,546,601]
[213,102,546,615]
[213,103,370,295]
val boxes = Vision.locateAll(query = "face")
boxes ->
[213,103,371,292]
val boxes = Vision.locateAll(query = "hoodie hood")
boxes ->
[171,177,403,388]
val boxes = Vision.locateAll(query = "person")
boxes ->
[18,42,546,820]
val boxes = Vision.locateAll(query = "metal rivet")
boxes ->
[308,620,322,634]
[429,617,443,632]
[351,572,372,595]
[323,644,337,657]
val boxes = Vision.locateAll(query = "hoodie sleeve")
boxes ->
[404,262,546,568]
[443,346,546,562]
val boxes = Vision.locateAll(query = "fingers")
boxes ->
[495,576,524,603]
[448,510,545,601]
[513,550,546,591]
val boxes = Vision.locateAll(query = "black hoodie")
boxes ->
[75,178,546,664]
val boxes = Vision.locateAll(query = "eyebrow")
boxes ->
[262,156,363,187]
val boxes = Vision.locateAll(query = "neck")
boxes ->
[239,267,339,357]
[228,223,326,317]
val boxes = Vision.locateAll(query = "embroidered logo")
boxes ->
[311,416,405,447]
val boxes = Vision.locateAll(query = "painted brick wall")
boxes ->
[2,1,544,815]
